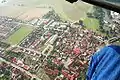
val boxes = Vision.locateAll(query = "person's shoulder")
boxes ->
[92,45,119,59]
[108,45,120,49]
[94,46,110,56]
[108,45,120,54]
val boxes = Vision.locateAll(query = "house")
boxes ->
[23,65,30,71]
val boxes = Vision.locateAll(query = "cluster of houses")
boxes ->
[42,25,105,80]
[0,10,108,80]
[0,61,31,80]
[17,11,105,79]
[0,16,21,40]
[103,11,120,37]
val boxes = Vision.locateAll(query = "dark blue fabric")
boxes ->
[86,45,120,80]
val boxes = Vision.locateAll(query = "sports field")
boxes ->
[7,25,33,45]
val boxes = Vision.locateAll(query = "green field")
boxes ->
[83,18,100,31]
[7,25,33,45]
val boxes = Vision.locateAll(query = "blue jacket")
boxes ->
[87,45,120,80]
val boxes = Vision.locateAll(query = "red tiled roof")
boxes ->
[73,48,81,55]
[45,69,53,75]
[62,70,76,80]
[23,65,30,70]
[69,75,75,80]
[53,59,61,65]
[12,57,17,63]
[62,70,69,78]
[53,69,59,75]
[31,39,40,47]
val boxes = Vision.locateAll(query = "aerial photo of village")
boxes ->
[0,0,120,80]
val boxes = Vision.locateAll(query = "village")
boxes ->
[0,5,120,80]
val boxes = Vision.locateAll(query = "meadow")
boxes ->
[7,25,33,45]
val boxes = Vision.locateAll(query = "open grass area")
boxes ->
[83,18,100,31]
[7,25,33,45]
[60,1,93,21]
[83,18,107,36]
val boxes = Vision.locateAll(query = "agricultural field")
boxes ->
[17,8,51,21]
[0,0,92,21]
[7,25,34,45]
[62,1,93,21]
[0,6,51,21]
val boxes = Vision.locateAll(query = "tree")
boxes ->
[33,78,37,80]
[57,64,64,71]
[47,58,52,64]
[87,12,94,18]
